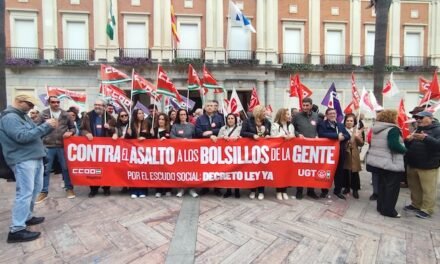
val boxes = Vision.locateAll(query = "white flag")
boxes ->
[229,1,256,33]
[382,72,400,98]
[228,88,244,114]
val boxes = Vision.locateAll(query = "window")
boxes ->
[325,30,344,64]
[125,22,148,58]
[177,23,201,58]
[9,11,38,59]
[404,31,423,66]
[228,26,251,59]
[282,22,305,63]
[365,30,375,65]
[62,14,90,60]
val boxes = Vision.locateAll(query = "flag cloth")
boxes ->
[187,64,202,90]
[351,73,360,109]
[382,72,399,98]
[101,64,131,84]
[419,77,431,94]
[132,71,161,101]
[369,91,383,112]
[38,94,49,107]
[99,83,132,113]
[169,95,196,111]
[248,87,260,112]
[157,65,183,102]
[229,1,256,33]
[430,70,440,98]
[202,64,224,93]
[171,3,180,43]
[47,86,87,105]
[106,0,116,40]
[289,74,304,111]
[418,71,440,100]
[359,87,375,114]
[228,88,244,114]
[321,83,344,122]
[397,99,410,139]
[134,101,150,115]
[343,101,354,115]
[426,102,440,114]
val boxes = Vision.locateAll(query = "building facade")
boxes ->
[4,0,440,116]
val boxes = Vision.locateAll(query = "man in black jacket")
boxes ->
[404,111,440,219]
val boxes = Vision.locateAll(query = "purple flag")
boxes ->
[39,94,49,107]
[134,101,150,115]
[170,95,196,111]
[321,83,344,123]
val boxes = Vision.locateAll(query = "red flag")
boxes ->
[202,65,224,93]
[101,64,131,84]
[132,71,161,101]
[265,105,273,115]
[289,74,304,110]
[187,64,201,89]
[344,101,354,114]
[431,70,440,98]
[99,83,132,112]
[301,83,313,98]
[46,86,87,104]
[419,77,431,94]
[351,73,360,109]
[157,65,183,102]
[419,90,432,106]
[398,99,410,139]
[248,87,260,112]
[171,3,180,43]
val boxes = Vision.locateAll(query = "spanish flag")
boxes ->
[171,3,180,43]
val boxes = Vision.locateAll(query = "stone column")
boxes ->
[430,0,440,67]
[162,0,173,61]
[93,0,108,61]
[255,0,266,63]
[42,0,57,60]
[309,0,321,64]
[215,0,225,62]
[256,80,265,106]
[266,80,275,109]
[389,0,401,66]
[351,0,361,65]
[265,0,278,64]
[205,0,215,61]
[151,0,163,61]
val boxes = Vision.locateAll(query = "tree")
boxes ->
[0,0,5,110]
[372,0,392,105]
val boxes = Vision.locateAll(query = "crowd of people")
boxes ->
[1,93,439,243]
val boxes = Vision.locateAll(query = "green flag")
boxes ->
[106,0,116,40]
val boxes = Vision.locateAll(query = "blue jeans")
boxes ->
[42,147,73,193]
[10,159,44,232]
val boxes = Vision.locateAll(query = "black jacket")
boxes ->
[405,122,440,169]
[240,116,271,138]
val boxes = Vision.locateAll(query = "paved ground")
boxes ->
[1,171,440,264]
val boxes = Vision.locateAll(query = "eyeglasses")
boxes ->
[414,116,424,120]
[23,101,34,108]
[94,104,104,106]
[120,114,128,117]
[50,101,60,104]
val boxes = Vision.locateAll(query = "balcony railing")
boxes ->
[56,48,94,61]
[175,49,203,59]
[363,55,374,65]
[403,56,427,66]
[322,54,350,64]
[6,47,42,60]
[227,50,254,60]
[119,48,149,58]
[279,53,309,64]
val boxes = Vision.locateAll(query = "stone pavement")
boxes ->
[1,171,440,264]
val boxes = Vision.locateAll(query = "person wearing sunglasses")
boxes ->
[404,111,440,219]
[0,94,57,243]
[36,96,77,204]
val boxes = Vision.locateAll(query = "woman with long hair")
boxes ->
[112,110,130,193]
[126,109,150,198]
[366,110,407,218]
[240,105,271,200]
[168,109,177,126]
[214,113,242,198]
[342,113,364,199]
[271,108,295,200]
[170,109,198,198]
[153,113,172,197]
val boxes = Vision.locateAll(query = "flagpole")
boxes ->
[129,68,134,124]
[186,89,190,112]
[226,1,231,63]
[424,91,432,110]
[45,84,52,118]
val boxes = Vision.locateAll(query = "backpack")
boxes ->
[0,110,16,181]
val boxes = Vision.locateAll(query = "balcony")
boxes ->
[56,48,94,61]
[402,56,428,66]
[6,47,42,60]
[175,49,203,59]
[119,48,150,59]
[362,55,374,65]
[322,54,350,64]
[279,53,309,64]
[227,50,254,60]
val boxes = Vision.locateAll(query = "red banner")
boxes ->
[64,137,340,188]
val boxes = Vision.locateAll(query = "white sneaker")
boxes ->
[276,192,283,200]
[249,192,256,199]
[155,192,161,198]
[139,194,146,198]
[165,192,172,197]
[258,193,264,200]
[282,193,289,200]
[189,189,198,198]
[131,194,137,199]
[176,189,184,197]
